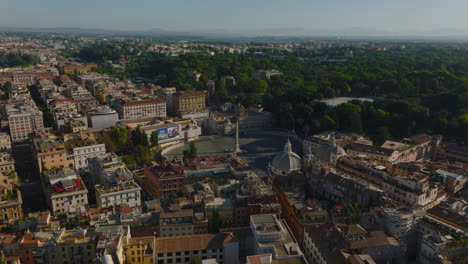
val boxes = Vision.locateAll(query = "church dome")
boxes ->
[271,140,301,172]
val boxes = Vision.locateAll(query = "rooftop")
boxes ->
[346,143,395,156]
[154,233,236,253]
[58,229,95,244]
[121,98,165,106]
[33,137,64,150]
[174,91,206,98]
[49,177,87,196]
[95,181,141,195]
[349,231,400,249]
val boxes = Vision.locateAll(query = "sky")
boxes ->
[2,0,468,35]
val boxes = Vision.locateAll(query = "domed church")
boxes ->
[268,139,305,185]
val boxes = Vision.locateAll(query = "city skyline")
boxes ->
[2,0,468,36]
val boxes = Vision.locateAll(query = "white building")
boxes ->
[71,143,106,169]
[377,207,422,240]
[90,152,142,209]
[381,176,440,208]
[43,168,89,215]
[303,134,346,166]
[140,118,201,146]
[250,214,305,262]
[96,181,141,209]
[88,152,126,186]
[88,107,119,132]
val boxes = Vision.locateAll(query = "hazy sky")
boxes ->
[2,0,468,33]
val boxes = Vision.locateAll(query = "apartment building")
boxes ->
[158,208,208,237]
[115,99,166,120]
[250,214,306,263]
[0,68,59,87]
[0,187,22,228]
[59,63,97,75]
[96,180,142,209]
[32,136,73,172]
[144,163,185,198]
[5,102,44,142]
[0,132,12,153]
[206,198,234,227]
[153,233,239,264]
[46,228,97,264]
[173,91,206,116]
[124,236,154,264]
[154,87,177,114]
[43,168,89,215]
[64,131,106,170]
[0,152,15,174]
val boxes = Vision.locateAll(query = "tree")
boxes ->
[150,131,159,147]
[191,256,202,264]
[134,145,152,165]
[321,115,337,130]
[131,126,149,146]
[372,126,392,145]
[188,142,197,159]
[121,155,135,166]
[2,81,12,91]
[183,149,190,162]
[109,127,127,147]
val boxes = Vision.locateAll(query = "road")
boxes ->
[12,144,47,213]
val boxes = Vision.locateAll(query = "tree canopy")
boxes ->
[0,52,38,67]
[77,43,468,143]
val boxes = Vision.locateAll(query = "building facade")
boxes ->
[173,91,206,117]
[71,143,107,169]
[32,136,73,173]
[153,233,239,264]
[5,103,44,142]
[96,181,142,209]
[115,99,167,120]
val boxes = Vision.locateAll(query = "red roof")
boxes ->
[35,76,55,81]
[50,99,73,105]
[73,97,97,102]
[55,75,70,81]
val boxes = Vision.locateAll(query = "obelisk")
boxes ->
[235,118,241,153]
